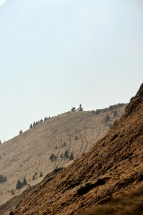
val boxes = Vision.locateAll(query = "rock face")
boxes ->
[1,83,143,215]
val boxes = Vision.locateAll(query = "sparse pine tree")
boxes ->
[69,153,74,160]
[19,130,22,135]
[11,189,14,195]
[64,150,69,159]
[0,174,6,183]
[40,172,43,177]
[0,140,1,144]
[79,104,83,111]
[114,110,117,117]
[105,114,110,122]
[23,177,27,186]
[16,179,22,189]
[30,124,33,129]
[50,153,57,161]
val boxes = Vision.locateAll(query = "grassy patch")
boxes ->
[81,186,143,215]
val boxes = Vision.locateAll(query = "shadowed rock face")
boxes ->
[136,83,143,96]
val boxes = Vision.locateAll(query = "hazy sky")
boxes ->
[0,0,143,142]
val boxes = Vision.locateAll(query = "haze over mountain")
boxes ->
[0,0,143,142]
[3,83,142,215]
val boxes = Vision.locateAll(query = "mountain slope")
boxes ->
[10,83,143,215]
[0,104,126,207]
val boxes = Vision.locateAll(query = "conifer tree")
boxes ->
[69,153,74,160]
[16,179,22,189]
[105,114,110,122]
[23,177,27,186]
[64,150,69,159]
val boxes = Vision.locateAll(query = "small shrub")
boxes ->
[16,179,23,189]
[19,130,22,135]
[95,109,100,114]
[11,189,14,195]
[40,172,43,177]
[0,174,7,183]
[50,153,57,161]
[64,150,69,159]
[23,177,27,186]
[69,153,74,160]
[105,114,110,122]
[113,110,117,117]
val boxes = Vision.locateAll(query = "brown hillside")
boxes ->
[0,104,126,209]
[9,84,143,215]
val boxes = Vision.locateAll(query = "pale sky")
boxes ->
[0,0,143,142]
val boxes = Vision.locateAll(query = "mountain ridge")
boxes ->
[9,83,143,215]
[0,103,126,210]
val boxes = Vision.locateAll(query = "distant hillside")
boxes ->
[6,83,143,215]
[0,103,126,209]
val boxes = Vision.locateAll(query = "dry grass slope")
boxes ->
[0,104,126,209]
[82,186,143,215]
[9,83,143,215]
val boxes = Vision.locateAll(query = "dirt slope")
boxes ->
[0,104,126,208]
[10,83,143,215]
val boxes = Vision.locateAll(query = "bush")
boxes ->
[69,153,74,160]
[113,110,117,117]
[0,174,7,183]
[64,150,69,159]
[11,189,14,195]
[63,142,66,147]
[23,177,27,186]
[50,153,57,161]
[16,179,23,189]
[95,109,101,114]
[40,172,43,177]
[105,114,110,122]
[19,130,22,135]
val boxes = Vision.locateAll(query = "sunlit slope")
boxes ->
[0,104,126,206]
[9,84,143,215]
